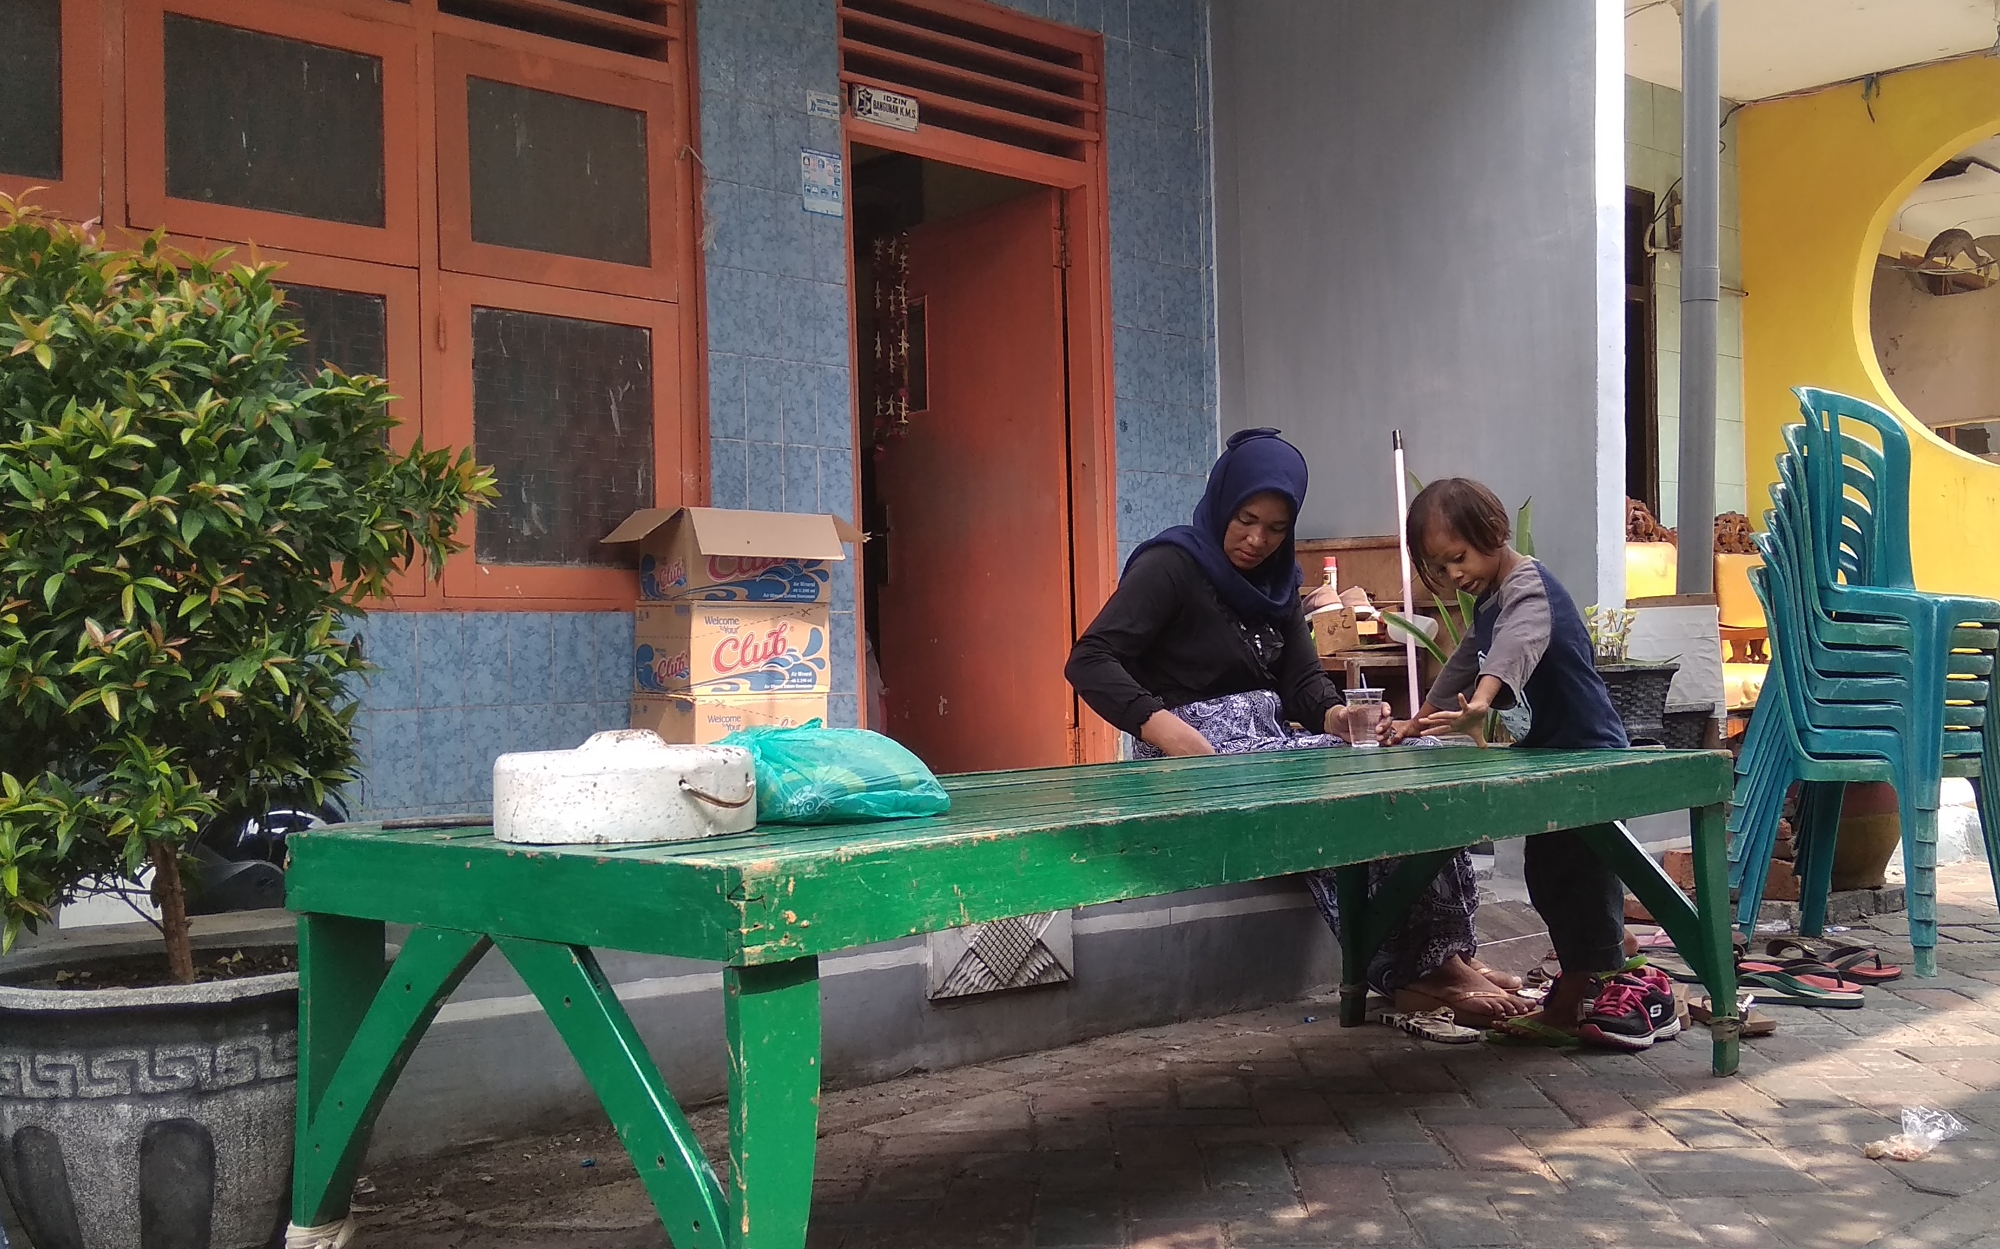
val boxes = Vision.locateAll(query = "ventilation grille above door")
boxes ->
[441,0,680,61]
[838,0,1101,159]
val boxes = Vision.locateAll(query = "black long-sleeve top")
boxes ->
[1064,545,1341,737]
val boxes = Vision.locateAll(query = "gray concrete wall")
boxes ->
[1212,0,1624,604]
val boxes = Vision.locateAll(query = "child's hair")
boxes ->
[1407,478,1511,591]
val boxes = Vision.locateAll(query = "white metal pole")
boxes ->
[1393,431,1421,716]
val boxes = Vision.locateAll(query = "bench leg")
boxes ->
[496,938,729,1249]
[1333,851,1463,1027]
[726,959,822,1249]
[1334,866,1372,1026]
[1577,810,1740,1077]
[293,921,489,1230]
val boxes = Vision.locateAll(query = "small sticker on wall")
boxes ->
[801,149,843,217]
[806,89,841,120]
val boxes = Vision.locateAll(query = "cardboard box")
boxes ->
[634,601,832,696]
[603,506,860,603]
[632,693,828,744]
[1311,607,1360,657]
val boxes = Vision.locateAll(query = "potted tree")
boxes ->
[0,198,491,1248]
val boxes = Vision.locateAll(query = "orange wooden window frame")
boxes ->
[429,270,690,609]
[0,0,104,224]
[159,234,437,601]
[256,247,433,602]
[432,32,685,303]
[124,0,423,267]
[26,0,709,613]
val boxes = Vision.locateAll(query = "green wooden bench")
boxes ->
[284,745,1737,1249]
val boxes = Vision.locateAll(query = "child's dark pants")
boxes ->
[1524,829,1627,978]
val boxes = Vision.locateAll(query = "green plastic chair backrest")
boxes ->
[1786,413,1880,592]
[1792,387,1916,590]
[1780,425,1874,586]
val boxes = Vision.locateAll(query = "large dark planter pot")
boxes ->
[0,968,297,1249]
[1595,660,1682,745]
[1833,780,1902,891]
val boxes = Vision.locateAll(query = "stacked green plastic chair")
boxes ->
[1727,387,2000,976]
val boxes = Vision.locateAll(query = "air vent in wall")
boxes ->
[441,0,679,61]
[838,0,1100,159]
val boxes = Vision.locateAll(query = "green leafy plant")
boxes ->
[1584,604,1638,663]
[0,196,495,980]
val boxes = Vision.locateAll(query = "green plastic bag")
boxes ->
[719,723,951,824]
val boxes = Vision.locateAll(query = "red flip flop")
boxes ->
[1737,960,1859,993]
[1766,939,1903,983]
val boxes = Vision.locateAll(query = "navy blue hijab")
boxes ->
[1126,428,1308,622]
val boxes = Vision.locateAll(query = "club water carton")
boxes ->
[630,692,829,744]
[603,507,859,603]
[634,601,832,697]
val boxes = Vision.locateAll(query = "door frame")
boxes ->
[841,113,1117,764]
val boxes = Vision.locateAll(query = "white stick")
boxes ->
[1392,431,1421,717]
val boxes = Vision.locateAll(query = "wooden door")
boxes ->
[876,188,1074,774]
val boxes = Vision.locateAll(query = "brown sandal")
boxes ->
[1690,993,1776,1037]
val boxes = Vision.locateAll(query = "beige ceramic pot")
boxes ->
[1832,781,1901,891]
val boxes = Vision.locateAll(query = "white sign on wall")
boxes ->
[801,148,843,217]
[850,84,919,132]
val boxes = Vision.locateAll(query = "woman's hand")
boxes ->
[1416,692,1492,736]
[1140,709,1216,757]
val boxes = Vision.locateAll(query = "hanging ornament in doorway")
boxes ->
[871,233,911,445]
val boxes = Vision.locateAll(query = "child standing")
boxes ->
[1383,478,1673,1050]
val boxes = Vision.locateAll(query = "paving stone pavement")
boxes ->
[352,862,2000,1249]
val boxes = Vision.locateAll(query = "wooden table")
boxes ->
[284,746,1738,1249]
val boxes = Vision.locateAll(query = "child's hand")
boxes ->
[1416,693,1491,736]
[1379,716,1417,745]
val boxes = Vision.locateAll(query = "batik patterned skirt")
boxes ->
[1133,688,1479,992]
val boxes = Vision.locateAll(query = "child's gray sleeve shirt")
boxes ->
[1479,560,1554,708]
[1423,560,1554,711]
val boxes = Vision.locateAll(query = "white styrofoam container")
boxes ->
[492,729,756,845]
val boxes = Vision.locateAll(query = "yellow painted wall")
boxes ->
[1738,55,2000,597]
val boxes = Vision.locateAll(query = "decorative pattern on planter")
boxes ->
[0,1033,297,1100]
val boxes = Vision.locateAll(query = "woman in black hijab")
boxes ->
[1065,430,1527,1025]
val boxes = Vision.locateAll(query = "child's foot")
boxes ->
[1577,975,1663,1051]
[1515,971,1597,1037]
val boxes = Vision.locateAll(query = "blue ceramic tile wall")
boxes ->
[347,612,633,820]
[696,0,1214,691]
[696,0,858,718]
[344,0,1215,815]
[992,0,1220,563]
